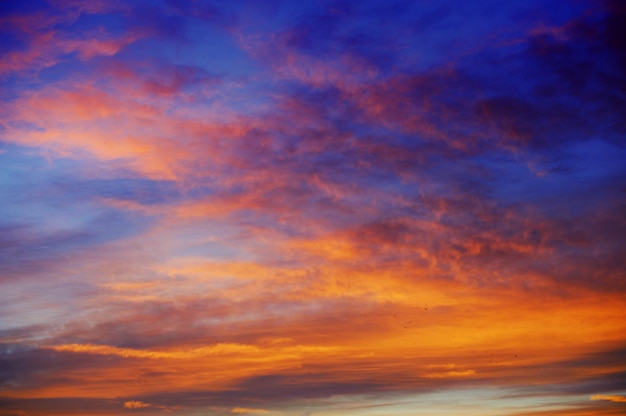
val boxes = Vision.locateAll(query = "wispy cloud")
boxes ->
[590,394,626,403]
[123,401,151,409]
[231,408,269,414]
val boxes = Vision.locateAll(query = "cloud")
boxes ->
[45,343,265,359]
[590,394,626,403]
[1,1,625,416]
[0,11,139,77]
[1,81,248,180]
[123,401,151,409]
[99,60,221,98]
[231,408,269,414]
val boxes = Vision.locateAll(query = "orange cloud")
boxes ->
[590,394,626,403]
[231,408,269,414]
[46,343,265,359]
[124,401,151,409]
[2,80,253,180]
[45,342,342,364]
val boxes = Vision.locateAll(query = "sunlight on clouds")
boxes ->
[231,408,269,414]
[46,342,342,360]
[590,394,626,403]
[1,0,624,415]
[424,369,476,378]
[123,401,151,409]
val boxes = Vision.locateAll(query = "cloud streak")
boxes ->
[590,394,626,403]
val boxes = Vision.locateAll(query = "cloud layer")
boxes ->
[1,0,625,415]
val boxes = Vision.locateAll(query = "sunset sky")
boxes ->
[1,0,625,415]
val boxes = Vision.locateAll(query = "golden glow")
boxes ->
[590,395,626,403]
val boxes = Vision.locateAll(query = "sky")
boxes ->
[0,0,625,415]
